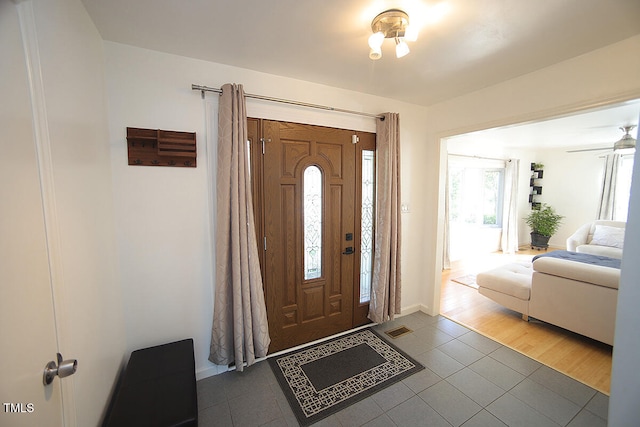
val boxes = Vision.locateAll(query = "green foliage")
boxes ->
[524,204,564,237]
[483,214,496,225]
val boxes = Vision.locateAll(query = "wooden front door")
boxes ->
[254,119,374,353]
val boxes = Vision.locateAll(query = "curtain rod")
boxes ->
[191,84,384,120]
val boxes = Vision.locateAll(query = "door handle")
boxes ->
[342,247,354,255]
[43,353,78,385]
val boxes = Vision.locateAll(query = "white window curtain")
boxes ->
[368,112,402,323]
[209,83,270,371]
[597,153,621,220]
[500,159,519,253]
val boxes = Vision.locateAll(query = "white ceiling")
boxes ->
[80,0,640,148]
[81,0,640,107]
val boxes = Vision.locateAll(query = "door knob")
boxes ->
[43,353,78,385]
[342,247,355,255]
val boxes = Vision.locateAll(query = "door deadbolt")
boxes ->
[43,353,77,385]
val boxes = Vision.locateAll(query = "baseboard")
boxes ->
[196,304,435,381]
[196,364,229,381]
[518,244,563,251]
[400,303,433,317]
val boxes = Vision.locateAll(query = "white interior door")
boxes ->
[0,3,64,425]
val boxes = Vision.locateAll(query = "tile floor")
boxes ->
[196,312,608,426]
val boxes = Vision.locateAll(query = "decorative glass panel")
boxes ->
[360,150,375,303]
[304,166,322,280]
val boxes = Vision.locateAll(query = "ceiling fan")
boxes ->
[567,125,637,154]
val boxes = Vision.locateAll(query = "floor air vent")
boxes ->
[384,325,412,339]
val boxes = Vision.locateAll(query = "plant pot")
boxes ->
[530,232,550,250]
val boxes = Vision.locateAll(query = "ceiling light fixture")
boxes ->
[395,37,410,58]
[614,125,637,151]
[368,9,417,60]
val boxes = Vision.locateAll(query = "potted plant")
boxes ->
[524,204,564,249]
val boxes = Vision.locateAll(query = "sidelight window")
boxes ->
[360,150,375,303]
[304,166,323,280]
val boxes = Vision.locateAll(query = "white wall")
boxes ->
[103,42,431,378]
[531,149,606,247]
[427,34,640,315]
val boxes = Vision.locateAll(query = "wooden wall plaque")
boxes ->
[126,127,196,167]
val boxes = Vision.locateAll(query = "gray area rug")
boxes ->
[268,328,424,426]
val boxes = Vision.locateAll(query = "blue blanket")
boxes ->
[532,250,621,269]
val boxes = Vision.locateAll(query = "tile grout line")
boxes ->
[196,312,607,427]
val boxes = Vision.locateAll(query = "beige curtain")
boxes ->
[209,83,270,371]
[369,112,402,323]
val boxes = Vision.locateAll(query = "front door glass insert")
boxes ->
[304,165,322,280]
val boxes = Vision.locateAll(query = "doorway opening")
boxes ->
[439,99,640,394]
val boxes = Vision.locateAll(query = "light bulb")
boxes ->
[395,38,410,58]
[369,47,382,60]
[368,32,384,49]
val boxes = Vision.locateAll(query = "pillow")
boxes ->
[590,225,625,249]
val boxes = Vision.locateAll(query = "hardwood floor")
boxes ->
[440,248,613,395]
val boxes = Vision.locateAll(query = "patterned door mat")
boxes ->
[268,328,424,426]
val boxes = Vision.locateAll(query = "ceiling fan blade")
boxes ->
[566,146,611,153]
